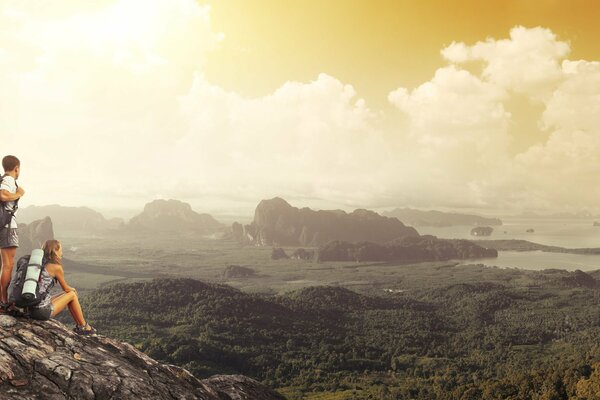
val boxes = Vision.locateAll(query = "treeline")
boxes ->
[68,277,600,399]
[317,235,498,262]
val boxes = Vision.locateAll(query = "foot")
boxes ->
[0,302,24,317]
[74,322,96,335]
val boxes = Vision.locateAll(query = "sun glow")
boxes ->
[27,0,218,73]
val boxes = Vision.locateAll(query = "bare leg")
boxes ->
[51,291,87,326]
[0,247,17,304]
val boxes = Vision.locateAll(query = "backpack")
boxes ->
[11,249,50,308]
[0,174,19,228]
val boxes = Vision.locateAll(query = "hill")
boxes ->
[0,315,284,399]
[18,204,123,234]
[383,208,502,227]
[127,199,224,234]
[231,197,419,246]
[75,277,600,399]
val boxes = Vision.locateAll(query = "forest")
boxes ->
[64,266,600,400]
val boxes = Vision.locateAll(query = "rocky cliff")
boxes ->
[16,216,55,258]
[127,199,224,234]
[233,197,419,246]
[0,315,285,400]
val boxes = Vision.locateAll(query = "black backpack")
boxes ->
[11,254,50,308]
[0,174,19,228]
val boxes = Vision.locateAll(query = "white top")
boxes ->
[0,175,18,228]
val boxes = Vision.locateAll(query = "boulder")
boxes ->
[0,315,285,399]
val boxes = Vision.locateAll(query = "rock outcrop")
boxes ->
[232,197,419,246]
[127,199,224,234]
[470,226,494,237]
[16,217,55,258]
[0,315,285,400]
[382,208,502,227]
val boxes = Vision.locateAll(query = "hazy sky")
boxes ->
[1,0,599,217]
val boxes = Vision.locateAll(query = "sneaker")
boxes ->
[0,302,25,317]
[73,322,96,335]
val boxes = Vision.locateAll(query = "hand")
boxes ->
[67,287,77,294]
[16,187,25,197]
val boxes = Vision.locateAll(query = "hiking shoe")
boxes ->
[74,323,96,335]
[0,302,25,317]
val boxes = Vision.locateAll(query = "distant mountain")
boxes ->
[231,197,419,246]
[383,208,502,227]
[317,235,498,262]
[517,210,599,219]
[18,204,124,233]
[127,199,224,234]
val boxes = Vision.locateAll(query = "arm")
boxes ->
[0,187,24,202]
[53,264,76,293]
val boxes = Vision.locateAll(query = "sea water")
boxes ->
[416,218,600,271]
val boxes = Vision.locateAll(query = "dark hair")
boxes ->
[2,155,20,172]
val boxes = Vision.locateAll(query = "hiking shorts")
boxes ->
[0,228,18,248]
[29,304,53,321]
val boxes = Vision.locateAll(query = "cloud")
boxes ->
[389,26,600,212]
[442,26,570,99]
[387,65,512,207]
[0,0,222,207]
[168,72,387,207]
[1,3,599,215]
[513,59,600,209]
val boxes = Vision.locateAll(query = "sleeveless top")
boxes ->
[35,266,57,309]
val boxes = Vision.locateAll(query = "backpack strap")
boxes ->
[0,174,18,228]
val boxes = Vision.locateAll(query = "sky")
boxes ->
[1,0,599,218]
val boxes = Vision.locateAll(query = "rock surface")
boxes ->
[0,315,285,400]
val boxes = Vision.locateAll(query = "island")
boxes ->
[470,239,600,255]
[471,226,494,236]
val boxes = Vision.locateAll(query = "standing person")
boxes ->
[0,155,25,315]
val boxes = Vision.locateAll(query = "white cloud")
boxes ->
[390,26,600,212]
[1,4,599,216]
[513,59,600,209]
[442,26,570,100]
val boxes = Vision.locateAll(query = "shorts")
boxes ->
[0,227,18,248]
[29,303,53,321]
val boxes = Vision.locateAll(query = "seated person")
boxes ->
[27,239,96,335]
